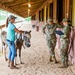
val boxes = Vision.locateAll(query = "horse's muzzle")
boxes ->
[25,43,31,47]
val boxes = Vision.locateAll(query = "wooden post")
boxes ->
[72,0,75,26]
[53,0,57,23]
[0,25,6,29]
[40,10,42,21]
[48,3,50,19]
[39,10,42,21]
[66,0,70,18]
[44,5,46,23]
[64,0,70,18]
[36,12,39,21]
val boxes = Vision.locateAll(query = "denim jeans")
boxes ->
[6,39,16,61]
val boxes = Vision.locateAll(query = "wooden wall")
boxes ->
[32,0,71,23]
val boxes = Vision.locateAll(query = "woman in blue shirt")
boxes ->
[6,15,24,69]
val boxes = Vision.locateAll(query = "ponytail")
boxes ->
[6,18,9,27]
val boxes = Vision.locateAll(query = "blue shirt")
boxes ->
[7,22,16,41]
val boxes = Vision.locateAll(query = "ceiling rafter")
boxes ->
[0,0,46,18]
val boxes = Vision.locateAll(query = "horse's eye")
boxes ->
[24,36,27,40]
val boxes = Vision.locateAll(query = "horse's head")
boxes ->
[23,31,31,47]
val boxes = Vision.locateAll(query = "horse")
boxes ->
[1,31,8,61]
[15,31,31,64]
[1,31,31,64]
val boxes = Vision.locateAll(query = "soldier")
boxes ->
[59,18,71,68]
[42,18,62,63]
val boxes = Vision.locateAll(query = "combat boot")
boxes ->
[49,56,53,62]
[59,62,66,68]
[65,60,68,68]
[53,56,58,63]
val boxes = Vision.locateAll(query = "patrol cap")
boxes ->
[62,18,69,22]
[47,18,53,22]
[8,15,17,20]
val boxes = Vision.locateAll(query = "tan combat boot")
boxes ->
[49,56,53,62]
[53,56,58,63]
[59,62,66,68]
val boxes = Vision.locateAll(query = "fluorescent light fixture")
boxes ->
[28,9,30,12]
[28,3,31,7]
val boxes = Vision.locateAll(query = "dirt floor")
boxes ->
[0,23,75,75]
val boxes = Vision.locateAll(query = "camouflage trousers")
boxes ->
[46,39,56,56]
[60,39,69,63]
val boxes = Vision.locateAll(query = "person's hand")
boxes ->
[20,30,24,33]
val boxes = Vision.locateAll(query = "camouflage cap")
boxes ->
[62,18,69,22]
[47,18,53,22]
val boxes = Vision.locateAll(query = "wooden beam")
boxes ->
[3,0,45,7]
[33,0,52,15]
[18,10,36,17]
[13,2,44,12]
[9,0,45,8]
[0,24,5,29]
[0,20,24,29]
[0,0,47,18]
[13,4,42,12]
[6,2,28,7]
[9,2,44,16]
[0,3,16,14]
[0,2,24,18]
[2,0,27,4]
[0,0,14,4]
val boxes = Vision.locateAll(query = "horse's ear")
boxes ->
[29,30,31,33]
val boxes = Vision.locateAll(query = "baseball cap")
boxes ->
[8,15,17,20]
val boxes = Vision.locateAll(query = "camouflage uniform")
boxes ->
[60,18,71,68]
[60,25,71,67]
[42,21,62,62]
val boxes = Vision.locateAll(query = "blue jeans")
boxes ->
[6,39,16,61]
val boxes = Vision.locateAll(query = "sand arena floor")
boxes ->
[0,23,75,75]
